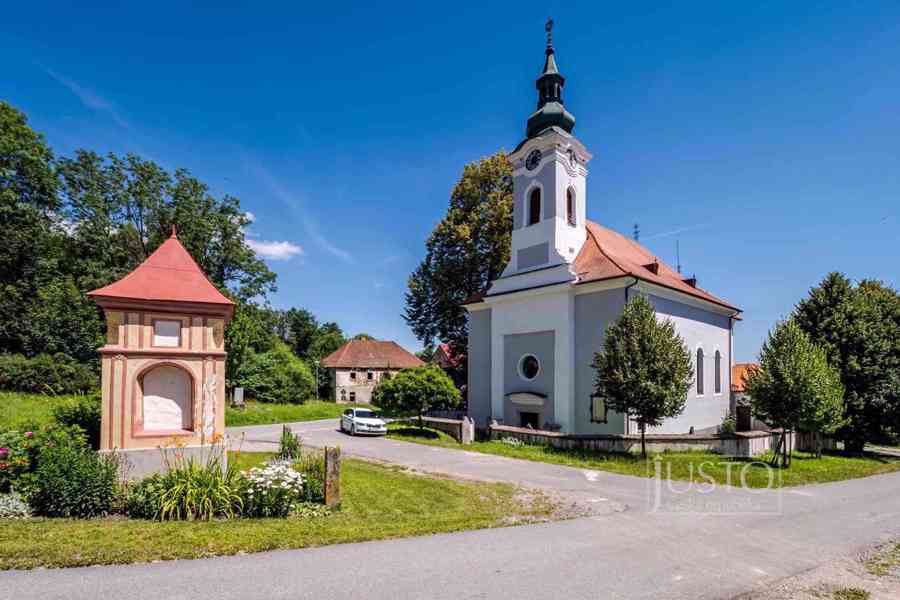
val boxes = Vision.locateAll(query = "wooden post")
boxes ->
[324,446,341,508]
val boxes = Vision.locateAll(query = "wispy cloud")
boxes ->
[246,239,304,260]
[250,163,355,263]
[643,222,711,241]
[43,67,131,130]
[302,217,354,263]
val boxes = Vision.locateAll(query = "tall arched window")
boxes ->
[714,350,722,394]
[528,188,541,226]
[696,348,705,395]
[566,187,576,226]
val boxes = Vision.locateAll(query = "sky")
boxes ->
[2,2,899,362]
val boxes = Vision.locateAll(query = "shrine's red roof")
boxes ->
[87,230,235,312]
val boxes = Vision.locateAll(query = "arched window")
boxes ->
[696,349,705,395]
[714,350,722,394]
[528,188,541,226]
[566,187,576,226]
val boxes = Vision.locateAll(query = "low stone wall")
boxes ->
[401,416,474,444]
[489,424,781,457]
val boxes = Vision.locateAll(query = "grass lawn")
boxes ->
[387,424,900,488]
[0,451,556,570]
[225,400,376,426]
[0,391,74,430]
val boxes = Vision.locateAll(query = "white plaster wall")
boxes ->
[488,287,575,431]
[644,293,733,434]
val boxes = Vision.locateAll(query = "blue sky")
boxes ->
[3,2,898,362]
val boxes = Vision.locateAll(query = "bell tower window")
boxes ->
[528,188,541,226]
[566,187,576,226]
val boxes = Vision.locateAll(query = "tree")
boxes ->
[372,365,461,426]
[745,319,845,464]
[352,333,375,341]
[233,341,315,404]
[283,308,319,358]
[794,273,900,451]
[592,296,693,458]
[56,150,276,301]
[404,152,513,378]
[308,323,346,399]
[0,101,60,356]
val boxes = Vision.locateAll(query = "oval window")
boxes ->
[519,354,541,381]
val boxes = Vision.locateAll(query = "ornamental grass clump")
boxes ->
[242,461,305,518]
[153,444,244,521]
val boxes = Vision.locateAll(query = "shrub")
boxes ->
[234,342,315,404]
[123,475,166,520]
[51,393,102,449]
[154,447,244,521]
[0,492,31,519]
[0,424,87,493]
[0,353,97,395]
[278,425,302,460]
[26,444,119,518]
[295,451,326,503]
[241,460,306,518]
[720,414,737,435]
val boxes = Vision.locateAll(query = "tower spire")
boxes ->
[526,18,575,138]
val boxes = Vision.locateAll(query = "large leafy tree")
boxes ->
[56,150,275,301]
[372,365,462,426]
[793,273,900,451]
[0,101,60,355]
[404,152,513,376]
[745,319,845,465]
[592,296,694,458]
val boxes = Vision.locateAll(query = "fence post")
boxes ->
[324,446,341,508]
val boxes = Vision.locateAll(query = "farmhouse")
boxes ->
[321,339,423,404]
[464,25,742,435]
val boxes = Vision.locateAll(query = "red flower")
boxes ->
[0,463,7,470]
[0,448,8,458]
[24,431,34,439]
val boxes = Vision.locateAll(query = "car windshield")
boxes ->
[355,410,378,419]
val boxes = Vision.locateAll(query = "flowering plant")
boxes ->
[241,460,305,518]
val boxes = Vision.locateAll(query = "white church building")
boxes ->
[464,24,742,435]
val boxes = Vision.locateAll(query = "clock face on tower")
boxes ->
[525,149,542,171]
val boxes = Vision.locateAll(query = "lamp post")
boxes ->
[314,359,320,400]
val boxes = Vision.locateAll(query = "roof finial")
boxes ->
[545,18,554,52]
[170,224,177,238]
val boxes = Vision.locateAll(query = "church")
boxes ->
[464,23,742,435]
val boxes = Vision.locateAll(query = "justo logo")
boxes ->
[646,456,783,515]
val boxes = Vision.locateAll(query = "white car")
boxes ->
[340,408,387,436]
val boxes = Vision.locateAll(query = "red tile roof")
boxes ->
[731,363,758,393]
[87,231,235,311]
[464,220,739,313]
[435,343,464,368]
[321,340,425,369]
[575,221,739,311]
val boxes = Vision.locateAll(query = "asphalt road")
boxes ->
[3,419,899,600]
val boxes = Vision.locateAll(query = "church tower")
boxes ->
[501,20,593,285]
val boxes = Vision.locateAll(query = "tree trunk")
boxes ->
[783,430,791,468]
[770,432,784,468]
[640,422,647,459]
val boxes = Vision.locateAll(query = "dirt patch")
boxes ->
[738,541,900,600]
